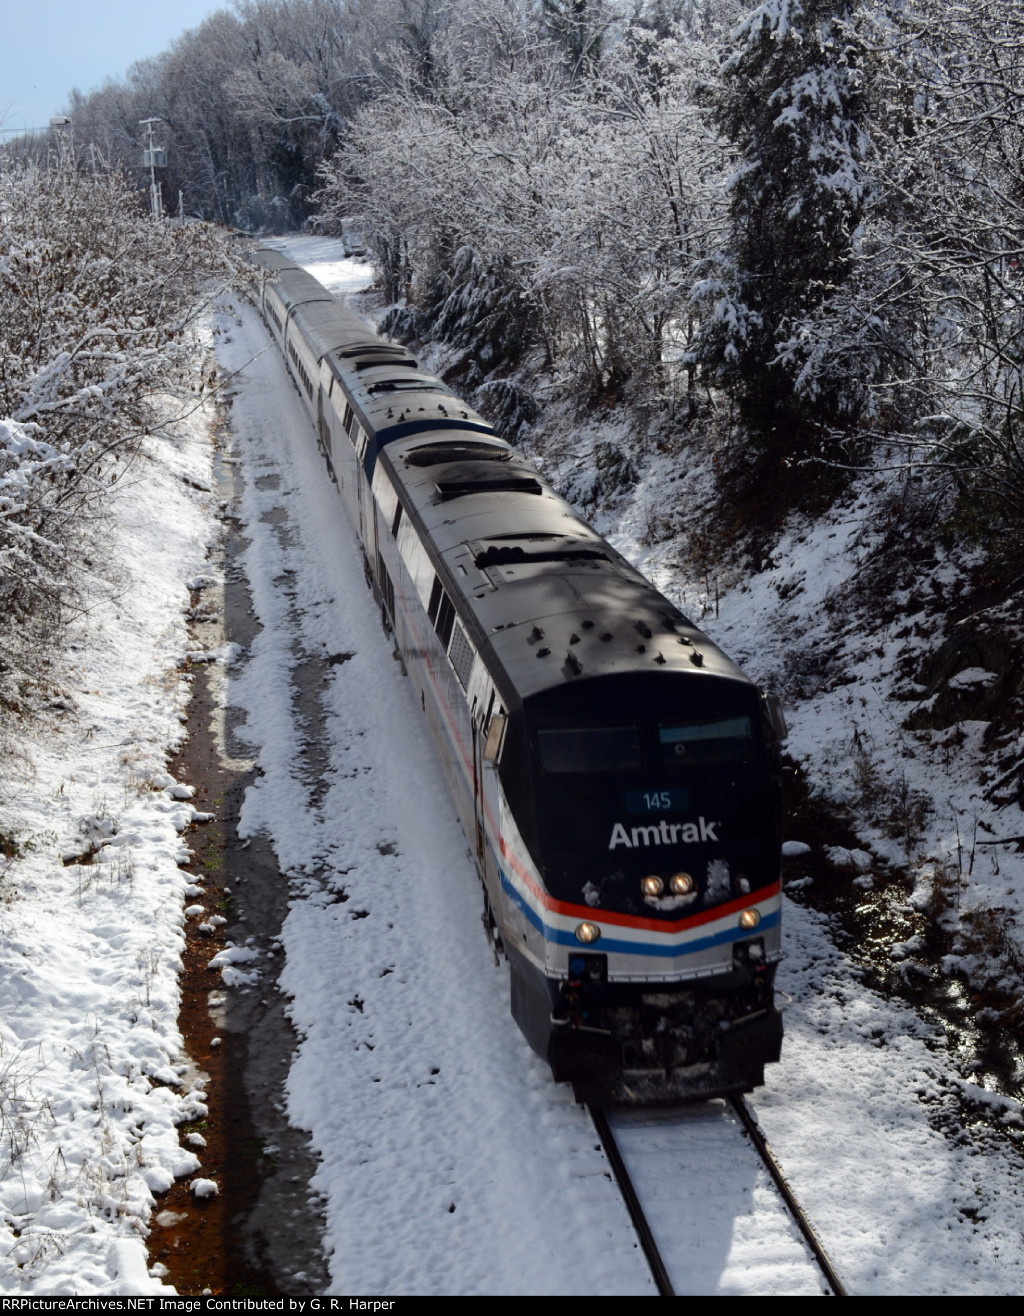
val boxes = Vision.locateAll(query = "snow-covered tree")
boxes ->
[697,0,870,470]
[317,8,729,421]
[0,149,238,721]
[854,0,1024,551]
[761,0,1024,560]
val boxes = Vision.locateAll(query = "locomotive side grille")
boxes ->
[449,623,475,690]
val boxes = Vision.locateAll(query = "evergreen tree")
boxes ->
[699,0,869,467]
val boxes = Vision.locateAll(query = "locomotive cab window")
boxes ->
[536,726,642,775]
[658,715,755,767]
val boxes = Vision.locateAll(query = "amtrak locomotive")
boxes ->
[251,247,786,1103]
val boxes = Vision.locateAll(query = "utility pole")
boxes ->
[139,117,165,219]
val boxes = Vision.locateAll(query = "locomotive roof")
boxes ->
[382,437,751,705]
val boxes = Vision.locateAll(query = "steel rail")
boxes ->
[589,1105,676,1297]
[730,1095,848,1296]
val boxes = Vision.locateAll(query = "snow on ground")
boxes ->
[0,387,220,1293]
[763,899,1024,1293]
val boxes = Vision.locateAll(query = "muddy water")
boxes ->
[148,420,329,1295]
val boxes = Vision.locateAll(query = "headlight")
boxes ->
[670,872,694,895]
[739,908,761,930]
[575,921,601,944]
[640,875,663,897]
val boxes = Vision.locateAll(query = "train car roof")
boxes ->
[265,265,336,315]
[250,247,295,274]
[335,357,496,456]
[289,299,380,363]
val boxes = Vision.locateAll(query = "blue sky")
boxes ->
[1,1,227,137]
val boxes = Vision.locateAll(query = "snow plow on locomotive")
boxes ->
[251,246,786,1104]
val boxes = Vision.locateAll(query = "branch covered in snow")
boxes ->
[0,146,241,724]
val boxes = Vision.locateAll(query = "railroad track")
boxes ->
[590,1099,847,1296]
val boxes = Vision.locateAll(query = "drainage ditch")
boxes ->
[147,408,329,1296]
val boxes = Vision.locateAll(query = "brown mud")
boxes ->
[147,422,328,1295]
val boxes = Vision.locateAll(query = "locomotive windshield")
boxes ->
[536,726,642,774]
[658,716,754,766]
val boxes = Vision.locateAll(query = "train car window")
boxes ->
[435,595,456,649]
[428,576,443,624]
[537,727,642,774]
[658,716,755,767]
[376,554,395,623]
[484,713,507,763]
[391,503,403,538]
[343,404,354,435]
[428,577,456,649]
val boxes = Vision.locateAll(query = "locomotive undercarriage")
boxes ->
[510,941,782,1106]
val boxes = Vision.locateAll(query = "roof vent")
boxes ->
[437,476,542,501]
[354,357,416,371]
[340,343,408,359]
[474,543,606,569]
[406,442,510,468]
